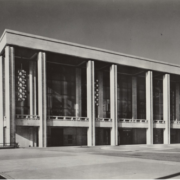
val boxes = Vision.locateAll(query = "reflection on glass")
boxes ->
[47,63,86,117]
[153,79,163,120]
[170,82,176,120]
[137,77,146,119]
[118,75,132,118]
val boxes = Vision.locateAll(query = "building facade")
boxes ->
[0,29,180,148]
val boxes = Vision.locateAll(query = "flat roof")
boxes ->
[1,29,180,75]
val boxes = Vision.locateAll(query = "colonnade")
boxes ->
[0,46,175,147]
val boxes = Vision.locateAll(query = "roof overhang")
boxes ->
[1,29,180,75]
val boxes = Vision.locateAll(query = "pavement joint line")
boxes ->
[101,147,176,153]
[90,153,180,166]
[117,149,180,154]
[139,150,180,154]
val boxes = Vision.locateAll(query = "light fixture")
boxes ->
[95,79,99,106]
[17,66,27,101]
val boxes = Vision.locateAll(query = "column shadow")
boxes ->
[154,172,180,180]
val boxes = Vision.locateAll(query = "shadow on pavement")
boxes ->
[0,175,6,179]
[157,172,180,179]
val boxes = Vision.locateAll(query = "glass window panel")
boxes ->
[117,75,132,118]
[170,82,176,120]
[52,80,60,94]
[153,79,163,120]
[47,63,77,116]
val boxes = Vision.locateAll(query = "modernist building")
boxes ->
[0,29,180,148]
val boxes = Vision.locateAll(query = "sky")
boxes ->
[0,0,180,65]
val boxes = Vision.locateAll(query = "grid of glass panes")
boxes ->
[81,68,87,117]
[170,82,176,120]
[103,71,110,118]
[47,63,75,116]
[153,79,163,120]
[118,75,132,118]
[137,77,146,119]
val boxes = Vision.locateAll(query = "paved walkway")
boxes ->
[1,145,180,179]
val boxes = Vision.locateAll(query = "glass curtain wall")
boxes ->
[117,75,132,119]
[47,63,86,117]
[170,82,176,120]
[81,68,87,117]
[103,71,110,118]
[95,66,111,145]
[137,77,146,119]
[153,79,163,120]
[94,67,110,119]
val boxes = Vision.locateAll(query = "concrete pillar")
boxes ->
[132,77,137,119]
[163,74,170,144]
[38,52,47,147]
[0,56,4,144]
[75,68,82,117]
[5,46,15,145]
[29,61,37,115]
[176,83,179,121]
[87,61,95,146]
[34,127,37,147]
[110,65,118,146]
[30,127,33,147]
[146,71,153,144]
[98,71,104,118]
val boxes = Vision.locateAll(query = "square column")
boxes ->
[0,56,4,144]
[163,74,170,144]
[4,46,15,145]
[33,128,37,147]
[176,83,179,121]
[29,61,37,115]
[87,61,95,146]
[38,52,47,147]
[132,77,137,119]
[75,68,82,117]
[146,71,153,144]
[110,64,118,146]
[30,127,34,147]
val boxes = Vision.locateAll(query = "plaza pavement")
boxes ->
[1,144,180,179]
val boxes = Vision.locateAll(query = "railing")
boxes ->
[96,118,112,122]
[119,119,148,123]
[48,116,89,121]
[171,120,180,124]
[16,115,40,120]
[154,120,165,124]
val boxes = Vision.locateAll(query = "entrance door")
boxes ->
[104,129,110,145]
[51,128,63,146]
[119,129,133,145]
[96,128,110,145]
[153,129,163,144]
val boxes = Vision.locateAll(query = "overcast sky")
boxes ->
[0,0,180,65]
